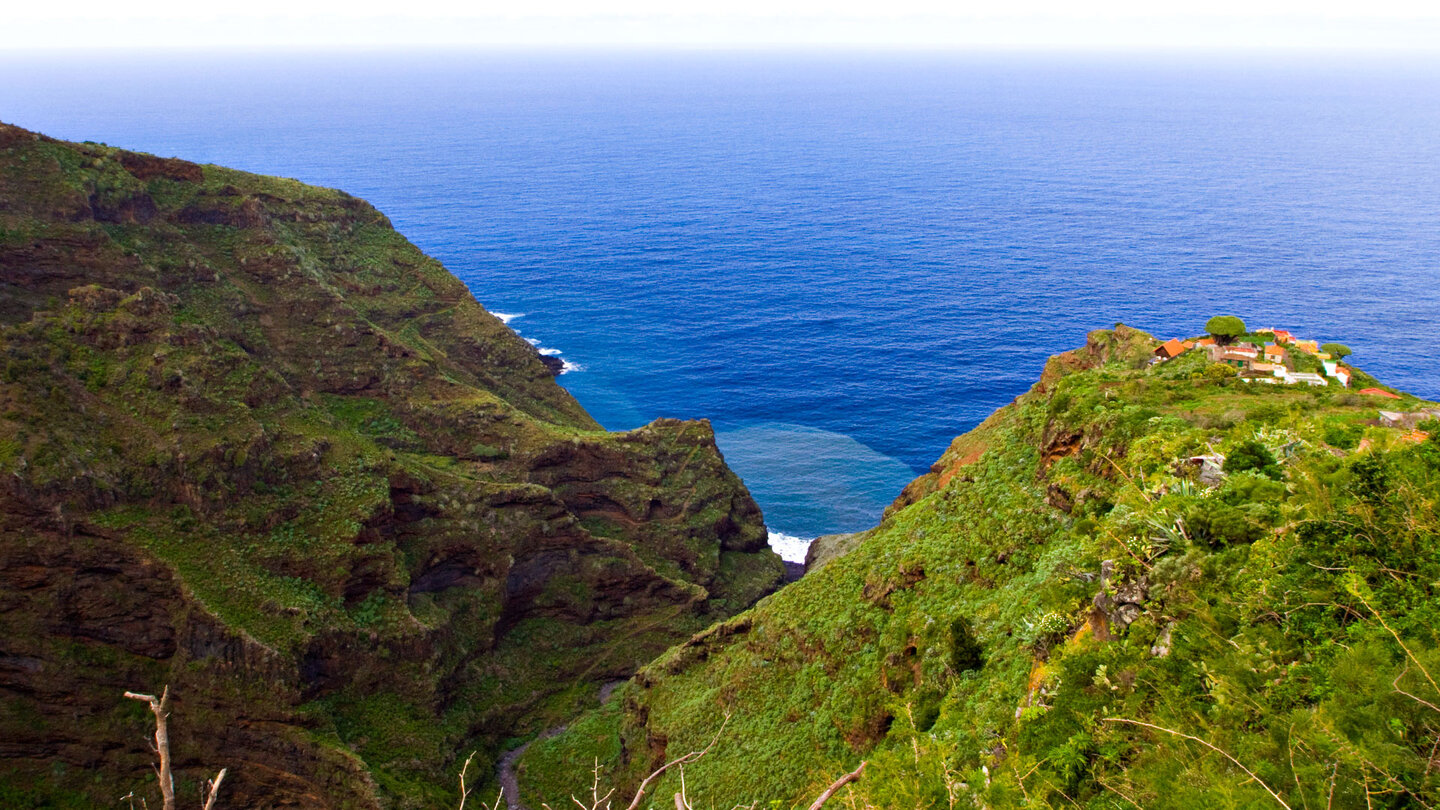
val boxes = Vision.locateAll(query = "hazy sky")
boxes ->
[6,0,1440,51]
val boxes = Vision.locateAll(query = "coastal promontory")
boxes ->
[0,122,784,808]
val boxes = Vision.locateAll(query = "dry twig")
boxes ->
[458,752,477,810]
[808,761,867,810]
[623,714,730,810]
[1103,717,1291,810]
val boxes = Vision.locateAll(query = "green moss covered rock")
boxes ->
[0,122,782,808]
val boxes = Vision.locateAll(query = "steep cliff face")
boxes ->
[0,123,783,808]
[521,327,1440,809]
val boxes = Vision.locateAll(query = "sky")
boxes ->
[5,0,1440,51]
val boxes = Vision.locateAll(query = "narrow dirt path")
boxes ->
[497,726,564,810]
[497,681,627,810]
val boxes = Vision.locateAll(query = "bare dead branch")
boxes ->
[1287,725,1310,810]
[584,758,616,810]
[1103,718,1291,810]
[201,769,227,810]
[623,713,729,810]
[1394,666,1440,714]
[458,752,477,810]
[1096,777,1145,809]
[1352,590,1440,704]
[124,687,175,810]
[808,761,867,810]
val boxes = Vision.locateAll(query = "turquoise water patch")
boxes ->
[715,423,917,549]
[15,53,1440,557]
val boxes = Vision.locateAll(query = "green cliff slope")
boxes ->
[523,326,1440,809]
[0,123,783,808]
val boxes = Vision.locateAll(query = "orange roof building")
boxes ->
[1154,338,1187,360]
[1263,344,1287,362]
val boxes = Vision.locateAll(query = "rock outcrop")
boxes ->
[0,123,784,808]
[515,325,1440,809]
[802,531,868,571]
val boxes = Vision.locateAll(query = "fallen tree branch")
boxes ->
[807,761,867,810]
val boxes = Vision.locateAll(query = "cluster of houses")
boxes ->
[1152,328,1354,388]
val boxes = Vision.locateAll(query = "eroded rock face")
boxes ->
[886,325,1160,514]
[0,122,784,807]
[1092,560,1149,632]
[803,531,868,572]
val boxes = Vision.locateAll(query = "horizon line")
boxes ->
[6,43,1440,56]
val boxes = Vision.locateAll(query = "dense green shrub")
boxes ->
[1186,500,1265,547]
[1199,362,1238,385]
[1223,439,1282,479]
[1322,419,1362,449]
[1246,402,1287,424]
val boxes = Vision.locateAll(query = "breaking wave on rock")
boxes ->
[507,317,582,373]
[766,531,812,564]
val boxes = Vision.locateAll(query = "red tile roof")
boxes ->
[1360,387,1402,400]
[1154,338,1186,359]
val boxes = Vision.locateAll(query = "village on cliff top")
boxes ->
[1152,318,1440,437]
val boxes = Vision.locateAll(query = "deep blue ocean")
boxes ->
[5,52,1439,559]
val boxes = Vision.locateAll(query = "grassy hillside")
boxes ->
[522,325,1440,809]
[0,122,784,809]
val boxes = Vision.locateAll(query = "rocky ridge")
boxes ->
[0,123,784,808]
[519,324,1440,809]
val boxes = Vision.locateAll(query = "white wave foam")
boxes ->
[767,530,812,564]
[560,360,584,374]
[524,337,541,346]
[537,347,562,356]
[493,312,524,324]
